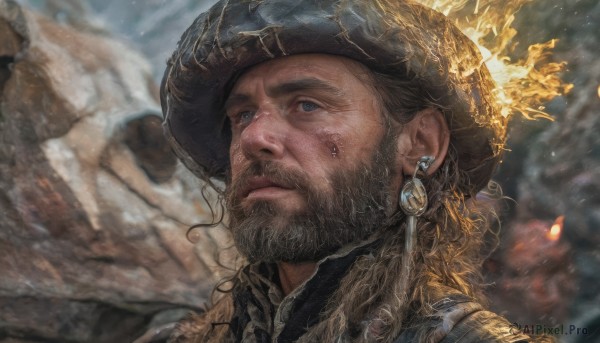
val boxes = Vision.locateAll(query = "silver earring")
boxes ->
[399,156,434,253]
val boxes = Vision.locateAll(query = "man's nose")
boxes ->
[239,109,285,161]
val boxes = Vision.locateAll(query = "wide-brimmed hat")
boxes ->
[160,0,507,194]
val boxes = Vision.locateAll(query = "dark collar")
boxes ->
[230,238,382,343]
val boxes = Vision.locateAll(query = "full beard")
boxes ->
[225,129,398,263]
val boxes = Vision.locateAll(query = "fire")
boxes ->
[417,0,572,120]
[547,215,564,241]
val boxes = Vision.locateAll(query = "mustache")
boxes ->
[228,161,311,201]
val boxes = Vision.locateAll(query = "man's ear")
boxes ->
[396,108,450,177]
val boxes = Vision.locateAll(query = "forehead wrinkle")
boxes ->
[224,68,353,114]
[267,78,346,99]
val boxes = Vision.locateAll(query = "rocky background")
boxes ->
[1,0,598,342]
[0,1,232,342]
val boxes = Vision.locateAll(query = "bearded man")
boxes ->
[159,0,537,342]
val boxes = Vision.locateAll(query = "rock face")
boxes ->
[0,1,231,342]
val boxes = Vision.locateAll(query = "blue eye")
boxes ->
[300,101,320,112]
[237,110,255,126]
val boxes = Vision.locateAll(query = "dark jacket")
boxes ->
[161,239,536,343]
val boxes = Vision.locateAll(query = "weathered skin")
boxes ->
[0,1,230,341]
[161,0,505,195]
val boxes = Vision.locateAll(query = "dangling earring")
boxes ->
[399,156,434,254]
[395,156,435,310]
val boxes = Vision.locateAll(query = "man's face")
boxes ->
[225,54,401,263]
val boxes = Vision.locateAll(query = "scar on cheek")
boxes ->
[329,142,339,158]
[316,131,343,158]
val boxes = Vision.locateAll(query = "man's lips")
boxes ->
[240,176,292,198]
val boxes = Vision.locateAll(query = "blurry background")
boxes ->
[1,0,598,342]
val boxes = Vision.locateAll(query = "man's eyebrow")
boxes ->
[223,93,251,113]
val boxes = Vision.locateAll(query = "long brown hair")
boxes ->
[182,64,499,343]
[293,69,499,342]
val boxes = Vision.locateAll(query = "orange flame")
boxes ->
[417,0,572,120]
[547,215,564,241]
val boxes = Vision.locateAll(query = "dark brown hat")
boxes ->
[161,0,507,194]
